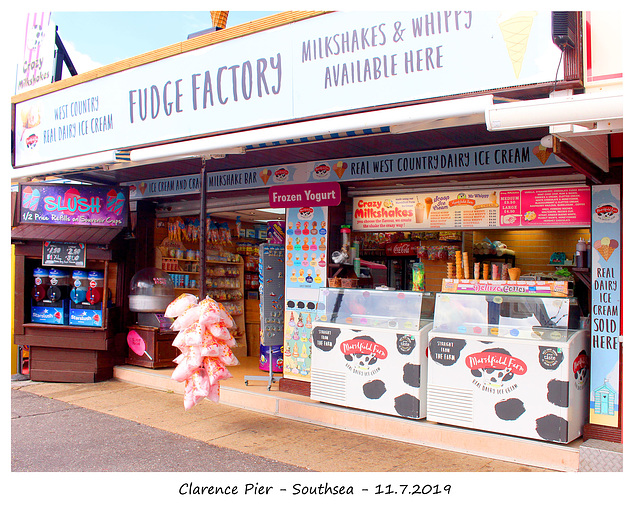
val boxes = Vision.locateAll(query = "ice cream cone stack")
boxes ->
[447,262,454,279]
[508,267,521,281]
[474,262,480,280]
[455,251,463,279]
[463,252,470,279]
[498,11,536,79]
[483,263,490,280]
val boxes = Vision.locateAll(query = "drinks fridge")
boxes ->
[426,283,590,443]
[311,288,434,419]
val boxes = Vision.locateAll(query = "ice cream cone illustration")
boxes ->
[333,161,348,179]
[424,197,433,219]
[259,168,272,184]
[498,11,537,79]
[20,105,41,140]
[533,144,553,164]
[594,237,618,261]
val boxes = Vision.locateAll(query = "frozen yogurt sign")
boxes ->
[269,182,341,208]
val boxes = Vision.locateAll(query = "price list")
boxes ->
[42,241,86,267]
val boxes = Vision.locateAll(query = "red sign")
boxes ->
[385,242,419,257]
[269,182,341,208]
[340,337,388,360]
[465,351,527,375]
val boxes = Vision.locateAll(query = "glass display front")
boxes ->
[432,292,581,342]
[129,267,175,312]
[315,288,435,331]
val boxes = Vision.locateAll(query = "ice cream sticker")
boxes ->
[594,237,618,261]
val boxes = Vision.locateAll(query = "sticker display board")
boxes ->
[283,206,328,382]
[352,186,590,231]
[589,185,621,427]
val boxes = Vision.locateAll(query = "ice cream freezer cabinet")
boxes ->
[310,288,435,419]
[426,292,590,443]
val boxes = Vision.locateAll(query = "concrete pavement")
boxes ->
[11,378,552,472]
[11,386,309,472]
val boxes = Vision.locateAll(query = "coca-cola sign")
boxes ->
[385,242,419,256]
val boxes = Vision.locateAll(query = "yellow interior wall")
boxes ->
[474,228,591,276]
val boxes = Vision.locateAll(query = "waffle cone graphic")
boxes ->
[596,245,615,261]
[499,12,536,79]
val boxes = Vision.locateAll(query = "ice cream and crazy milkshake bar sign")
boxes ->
[19,183,128,227]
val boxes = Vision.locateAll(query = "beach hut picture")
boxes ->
[594,380,616,416]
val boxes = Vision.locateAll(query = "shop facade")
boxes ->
[11,11,622,464]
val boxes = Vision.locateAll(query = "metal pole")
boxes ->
[199,157,207,301]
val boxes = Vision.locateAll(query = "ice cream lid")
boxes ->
[88,270,104,280]
[33,267,48,277]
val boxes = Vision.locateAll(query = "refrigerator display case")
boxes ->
[311,288,435,419]
[427,291,590,443]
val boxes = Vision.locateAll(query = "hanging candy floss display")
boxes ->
[165,294,239,410]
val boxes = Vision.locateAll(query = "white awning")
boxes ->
[485,91,622,134]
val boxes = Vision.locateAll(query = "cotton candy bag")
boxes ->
[171,303,201,331]
[165,293,198,318]
[166,295,239,410]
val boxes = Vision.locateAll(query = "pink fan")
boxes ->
[127,330,152,360]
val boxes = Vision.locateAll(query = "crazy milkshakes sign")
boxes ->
[15,11,563,169]
[352,186,590,231]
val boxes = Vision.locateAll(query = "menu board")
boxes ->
[42,241,86,267]
[352,186,590,231]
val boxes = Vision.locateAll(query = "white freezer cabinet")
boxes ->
[426,292,590,443]
[311,288,434,419]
